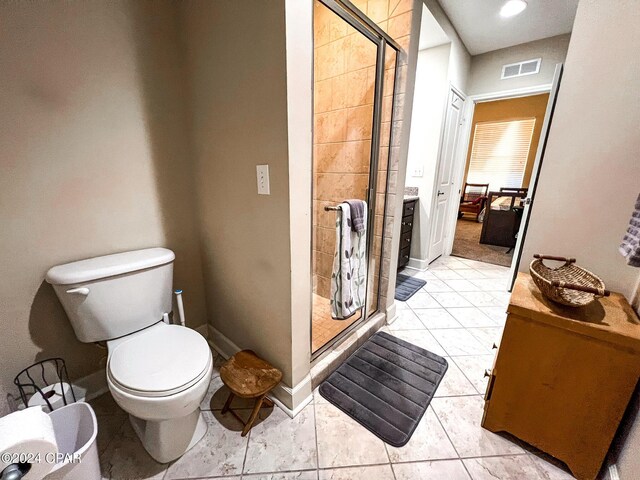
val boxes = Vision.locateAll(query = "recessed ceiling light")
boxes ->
[500,0,528,18]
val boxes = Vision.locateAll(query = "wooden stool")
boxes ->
[219,350,283,436]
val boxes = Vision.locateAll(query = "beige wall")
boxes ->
[403,0,471,266]
[0,1,207,414]
[406,44,451,262]
[422,0,471,93]
[178,1,297,390]
[519,1,640,299]
[0,0,417,415]
[284,0,314,395]
[518,1,640,475]
[468,34,571,96]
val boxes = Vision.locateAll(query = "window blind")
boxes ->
[466,118,536,192]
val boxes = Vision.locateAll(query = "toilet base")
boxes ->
[129,408,208,463]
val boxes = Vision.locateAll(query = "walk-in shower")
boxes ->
[311,0,402,357]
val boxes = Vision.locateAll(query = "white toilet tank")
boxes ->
[45,248,175,343]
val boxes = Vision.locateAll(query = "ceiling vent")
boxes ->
[501,58,541,79]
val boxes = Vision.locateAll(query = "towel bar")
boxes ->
[324,205,341,211]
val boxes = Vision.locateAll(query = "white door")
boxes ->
[429,87,465,262]
[508,64,564,289]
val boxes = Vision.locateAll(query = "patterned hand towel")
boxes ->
[620,193,640,267]
[330,202,368,320]
[345,199,366,233]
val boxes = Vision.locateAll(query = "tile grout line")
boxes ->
[446,290,498,392]
[405,300,454,358]
[167,452,532,480]
[398,287,492,472]
[382,443,397,480]
[427,262,512,477]
[430,402,462,462]
[239,413,252,480]
[398,260,510,477]
[313,393,321,479]
[448,356,491,396]
[430,399,476,480]
[316,460,401,472]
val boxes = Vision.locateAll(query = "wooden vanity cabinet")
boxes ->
[482,273,640,480]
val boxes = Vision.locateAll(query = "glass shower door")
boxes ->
[311,0,399,357]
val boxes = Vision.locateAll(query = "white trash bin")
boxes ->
[44,402,100,480]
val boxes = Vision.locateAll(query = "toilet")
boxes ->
[45,248,213,463]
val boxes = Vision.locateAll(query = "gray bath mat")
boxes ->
[318,331,448,447]
[395,274,426,301]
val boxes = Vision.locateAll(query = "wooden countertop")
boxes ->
[510,272,640,352]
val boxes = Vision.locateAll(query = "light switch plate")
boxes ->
[411,166,423,177]
[256,164,270,195]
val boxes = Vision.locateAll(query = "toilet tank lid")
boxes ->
[45,248,175,285]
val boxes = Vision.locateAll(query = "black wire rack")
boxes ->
[13,358,76,412]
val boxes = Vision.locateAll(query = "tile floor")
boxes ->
[94,255,578,480]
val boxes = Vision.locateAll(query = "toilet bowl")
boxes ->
[45,248,213,463]
[106,323,213,463]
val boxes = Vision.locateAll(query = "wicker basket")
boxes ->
[529,254,610,307]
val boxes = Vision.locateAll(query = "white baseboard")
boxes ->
[206,325,312,417]
[206,324,240,360]
[194,323,209,338]
[72,369,109,404]
[271,375,313,418]
[386,301,398,326]
[407,257,429,270]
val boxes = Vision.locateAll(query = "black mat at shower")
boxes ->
[394,274,426,301]
[318,331,448,447]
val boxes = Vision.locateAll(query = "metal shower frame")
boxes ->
[311,0,403,360]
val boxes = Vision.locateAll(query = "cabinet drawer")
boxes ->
[398,246,411,266]
[400,217,413,233]
[400,230,412,249]
[403,201,417,217]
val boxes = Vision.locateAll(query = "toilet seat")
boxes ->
[108,324,211,398]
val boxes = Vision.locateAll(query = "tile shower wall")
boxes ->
[312,0,414,315]
[313,1,375,299]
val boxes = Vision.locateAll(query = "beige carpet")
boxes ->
[451,218,513,267]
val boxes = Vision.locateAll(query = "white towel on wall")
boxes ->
[330,202,368,320]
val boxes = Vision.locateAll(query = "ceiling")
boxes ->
[437,0,579,55]
[419,5,450,50]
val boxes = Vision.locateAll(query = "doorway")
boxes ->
[451,93,550,267]
[428,87,466,262]
[311,0,400,357]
